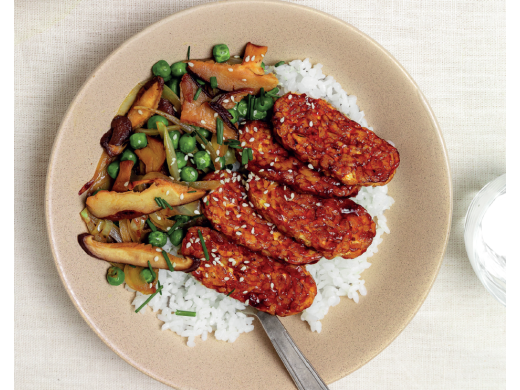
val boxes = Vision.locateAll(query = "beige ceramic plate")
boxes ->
[45,1,452,389]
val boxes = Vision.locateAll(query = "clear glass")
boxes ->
[464,174,506,305]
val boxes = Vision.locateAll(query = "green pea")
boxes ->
[167,77,180,96]
[236,100,248,118]
[251,110,267,120]
[170,229,185,246]
[180,166,199,182]
[169,130,181,150]
[227,109,238,124]
[107,161,120,179]
[120,149,137,166]
[194,150,211,169]
[255,96,274,112]
[212,44,230,63]
[171,61,187,77]
[148,231,167,247]
[129,133,148,149]
[176,151,187,169]
[152,60,171,79]
[179,134,196,154]
[106,266,125,286]
[147,115,169,129]
[140,268,154,283]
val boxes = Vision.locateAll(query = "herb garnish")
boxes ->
[187,46,191,60]
[146,219,157,232]
[210,76,217,89]
[194,87,202,101]
[147,260,157,280]
[135,286,163,313]
[216,118,224,144]
[162,250,175,272]
[175,310,197,317]
[197,229,210,261]
[226,289,235,297]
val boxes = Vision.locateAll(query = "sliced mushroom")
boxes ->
[127,76,164,129]
[134,136,166,173]
[78,233,200,272]
[100,116,133,157]
[112,160,134,192]
[179,74,238,140]
[86,178,206,220]
[185,42,278,94]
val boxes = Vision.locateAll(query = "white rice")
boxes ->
[127,58,395,346]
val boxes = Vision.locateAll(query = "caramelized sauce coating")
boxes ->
[182,227,317,316]
[202,170,322,265]
[237,120,359,198]
[273,93,400,186]
[248,176,376,259]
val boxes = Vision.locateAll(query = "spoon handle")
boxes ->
[255,311,329,390]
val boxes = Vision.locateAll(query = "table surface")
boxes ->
[14,0,505,389]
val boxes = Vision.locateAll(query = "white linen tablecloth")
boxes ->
[14,0,506,388]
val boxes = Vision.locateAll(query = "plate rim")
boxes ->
[45,0,453,387]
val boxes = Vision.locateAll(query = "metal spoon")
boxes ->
[243,306,329,390]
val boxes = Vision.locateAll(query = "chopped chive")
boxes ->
[260,87,264,97]
[248,148,253,161]
[175,310,197,317]
[135,286,163,313]
[187,45,190,60]
[147,260,157,280]
[157,280,162,295]
[210,76,217,89]
[226,288,235,297]
[187,190,197,193]
[154,197,164,208]
[206,201,209,206]
[274,61,285,67]
[162,250,175,272]
[196,79,205,85]
[216,118,224,145]
[242,148,250,165]
[194,87,202,101]
[266,87,279,97]
[146,219,157,232]
[197,230,210,261]
[160,197,173,210]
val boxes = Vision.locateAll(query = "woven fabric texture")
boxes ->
[14,0,505,389]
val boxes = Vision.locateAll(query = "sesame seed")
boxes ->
[244,260,249,264]
[205,273,208,277]
[288,169,292,173]
[242,203,248,207]
[249,138,254,142]
[180,193,184,200]
[214,112,218,118]
[245,299,249,305]
[271,283,274,289]
[288,95,292,99]
[124,181,129,186]
[167,227,171,231]
[236,214,241,218]
[253,127,258,132]
[245,56,250,62]
[223,99,229,103]
[155,247,163,252]
[264,203,270,207]
[186,242,191,248]
[241,224,247,228]
[194,210,200,214]
[188,62,194,67]
[240,277,244,282]
[236,231,242,236]
[241,142,246,146]
[205,264,210,268]
[228,68,233,72]
[201,120,206,124]
[234,55,240,58]
[251,228,255,234]
[216,150,220,156]
[308,164,314,169]
[241,266,247,271]
[138,110,143,115]
[138,140,141,144]
[316,202,321,206]
[280,117,285,123]
[231,95,235,102]
[166,190,170,195]
[243,290,248,294]
[149,283,152,288]
[270,162,274,166]
[154,256,159,261]
[224,277,229,281]
[157,216,161,220]
[261,54,264,57]
[309,121,313,127]
[242,79,247,82]
[185,155,188,161]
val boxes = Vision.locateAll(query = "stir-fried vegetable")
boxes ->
[134,136,166,174]
[161,84,182,113]
[78,151,115,196]
[124,264,157,294]
[135,125,182,137]
[117,81,145,117]
[156,122,180,180]
[112,160,134,192]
